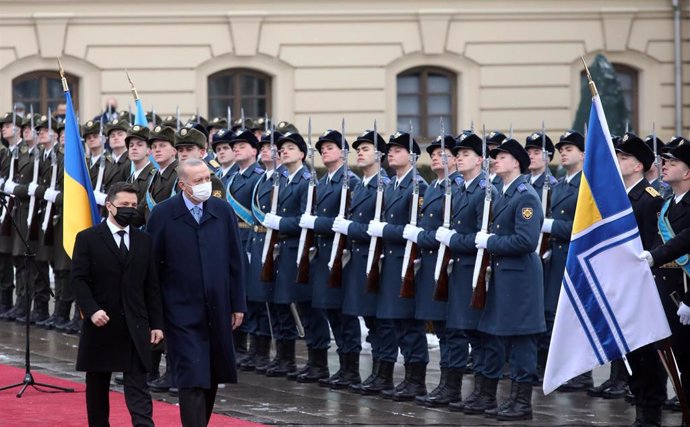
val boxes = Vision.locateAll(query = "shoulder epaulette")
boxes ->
[282,169,289,177]
[254,166,264,174]
[478,179,487,189]
[20,145,28,155]
[149,168,157,175]
[104,153,112,162]
[645,186,661,198]
[415,175,425,182]
[348,170,357,178]
[382,176,391,185]
[454,176,464,186]
[302,171,312,180]
[517,183,527,193]
[548,175,558,185]
[558,177,565,184]
[209,159,220,168]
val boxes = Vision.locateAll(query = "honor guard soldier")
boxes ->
[106,119,132,183]
[436,131,499,414]
[486,131,506,189]
[365,132,428,398]
[525,131,557,198]
[226,128,263,364]
[402,134,463,405]
[332,130,389,393]
[0,112,21,318]
[475,137,544,421]
[83,120,120,213]
[145,111,162,130]
[244,130,284,373]
[211,129,238,187]
[640,142,690,426]
[261,131,312,378]
[298,129,361,385]
[144,126,178,222]
[174,127,225,200]
[644,134,665,192]
[124,125,155,216]
[207,117,228,145]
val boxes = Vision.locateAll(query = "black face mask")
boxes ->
[112,207,139,227]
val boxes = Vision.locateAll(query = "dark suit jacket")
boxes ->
[71,221,163,373]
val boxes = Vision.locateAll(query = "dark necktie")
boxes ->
[117,230,128,256]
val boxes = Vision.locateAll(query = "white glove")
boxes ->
[299,213,317,230]
[4,181,17,194]
[542,218,554,233]
[93,191,107,206]
[28,183,38,196]
[332,217,352,235]
[639,251,654,267]
[403,224,423,244]
[475,231,493,249]
[677,303,690,325]
[44,188,60,203]
[367,221,387,238]
[263,213,282,230]
[0,178,6,189]
[435,227,457,247]
[246,252,251,264]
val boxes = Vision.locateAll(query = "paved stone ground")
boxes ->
[0,321,683,426]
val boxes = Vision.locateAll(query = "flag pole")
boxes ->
[657,338,690,425]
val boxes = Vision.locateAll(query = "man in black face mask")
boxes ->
[71,182,164,427]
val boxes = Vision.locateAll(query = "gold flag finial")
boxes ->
[125,68,140,100]
[57,57,69,92]
[580,56,598,98]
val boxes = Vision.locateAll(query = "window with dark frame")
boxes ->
[12,70,79,115]
[208,68,272,120]
[579,63,639,133]
[397,67,457,143]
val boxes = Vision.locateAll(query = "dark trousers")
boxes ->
[178,383,218,427]
[12,257,50,312]
[247,301,271,337]
[378,318,399,363]
[465,329,486,374]
[0,253,14,293]
[394,318,429,364]
[627,343,667,408]
[272,303,298,341]
[433,321,448,368]
[485,334,538,383]
[446,327,470,370]
[297,302,330,349]
[326,309,361,354]
[363,316,380,360]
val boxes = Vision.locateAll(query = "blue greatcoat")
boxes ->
[447,172,498,330]
[526,172,558,202]
[147,193,247,388]
[414,172,463,321]
[227,162,264,243]
[343,171,389,317]
[310,166,361,309]
[478,175,546,336]
[273,165,311,304]
[377,170,428,319]
[542,171,581,313]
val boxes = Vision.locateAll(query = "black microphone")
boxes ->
[0,190,16,199]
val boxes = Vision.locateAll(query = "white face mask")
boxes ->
[190,181,212,202]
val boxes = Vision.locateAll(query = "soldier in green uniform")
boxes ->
[0,112,21,317]
[143,126,178,222]
[83,120,121,214]
[125,125,155,222]
[106,119,131,183]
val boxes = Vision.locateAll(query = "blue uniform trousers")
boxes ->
[246,301,272,337]
[297,302,331,350]
[446,328,470,370]
[484,334,538,383]
[393,318,429,364]
[363,316,381,360]
[273,303,298,341]
[432,321,449,368]
[377,319,399,363]
[327,309,362,354]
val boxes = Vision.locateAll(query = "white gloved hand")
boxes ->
[435,227,457,247]
[332,217,352,235]
[542,218,554,233]
[639,251,654,267]
[93,191,107,206]
[677,303,690,325]
[402,224,423,244]
[0,178,6,189]
[246,252,251,264]
[44,188,60,203]
[4,181,17,194]
[367,221,387,238]
[475,231,494,249]
[299,213,317,230]
[263,213,282,230]
[28,183,38,196]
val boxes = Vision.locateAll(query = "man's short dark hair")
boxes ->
[106,182,138,203]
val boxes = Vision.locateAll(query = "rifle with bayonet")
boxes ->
[400,123,420,298]
[41,150,59,246]
[653,122,662,185]
[0,111,18,237]
[260,123,280,282]
[536,121,552,259]
[433,120,453,302]
[328,119,351,288]
[28,110,50,240]
[296,118,317,283]
[366,121,384,293]
[470,126,492,310]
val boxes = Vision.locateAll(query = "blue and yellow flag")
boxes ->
[543,92,671,394]
[63,87,100,258]
[134,98,147,127]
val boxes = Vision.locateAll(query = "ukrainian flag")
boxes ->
[543,86,670,394]
[62,84,100,258]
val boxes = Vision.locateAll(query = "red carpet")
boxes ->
[0,364,264,427]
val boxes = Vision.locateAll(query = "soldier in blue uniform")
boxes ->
[402,135,462,406]
[245,130,284,373]
[262,132,311,377]
[525,131,557,198]
[436,131,499,414]
[211,129,239,188]
[486,131,506,190]
[226,128,264,367]
[474,137,544,421]
[365,132,428,399]
[331,130,389,392]
[298,130,361,385]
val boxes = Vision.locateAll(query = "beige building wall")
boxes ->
[0,0,688,146]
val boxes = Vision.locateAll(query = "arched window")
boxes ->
[208,68,272,119]
[12,70,79,114]
[612,63,639,133]
[397,67,456,141]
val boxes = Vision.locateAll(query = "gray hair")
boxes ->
[177,158,207,180]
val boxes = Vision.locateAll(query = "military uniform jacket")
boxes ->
[88,153,121,193]
[542,171,581,313]
[144,160,178,221]
[414,172,463,321]
[273,165,311,304]
[478,175,545,335]
[342,171,388,317]
[527,172,558,202]
[447,172,497,330]
[228,162,264,244]
[33,147,55,261]
[43,148,71,271]
[112,150,131,184]
[127,162,156,207]
[11,144,42,256]
[0,142,19,254]
[310,165,360,309]
[628,179,663,251]
[377,169,428,319]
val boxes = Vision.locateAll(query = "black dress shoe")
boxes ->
[601,380,628,399]
[557,372,593,392]
[148,372,171,392]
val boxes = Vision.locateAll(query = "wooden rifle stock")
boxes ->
[399,244,418,298]
[432,248,452,301]
[260,184,279,282]
[366,239,383,293]
[470,203,492,310]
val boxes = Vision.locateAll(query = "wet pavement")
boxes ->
[0,320,683,426]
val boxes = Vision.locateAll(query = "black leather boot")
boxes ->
[328,353,361,390]
[496,382,533,421]
[450,373,482,412]
[631,405,662,427]
[243,335,270,372]
[416,367,447,406]
[238,334,259,370]
[381,363,410,399]
[234,330,248,364]
[0,289,13,315]
[558,371,593,392]
[463,377,498,415]
[485,380,519,418]
[360,360,394,396]
[425,367,462,407]
[287,347,313,381]
[297,348,329,383]
[350,358,378,394]
[392,363,427,401]
[319,352,344,387]
[255,339,279,375]
[266,340,296,377]
[601,359,629,399]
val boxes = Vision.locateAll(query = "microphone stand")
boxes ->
[0,195,74,397]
